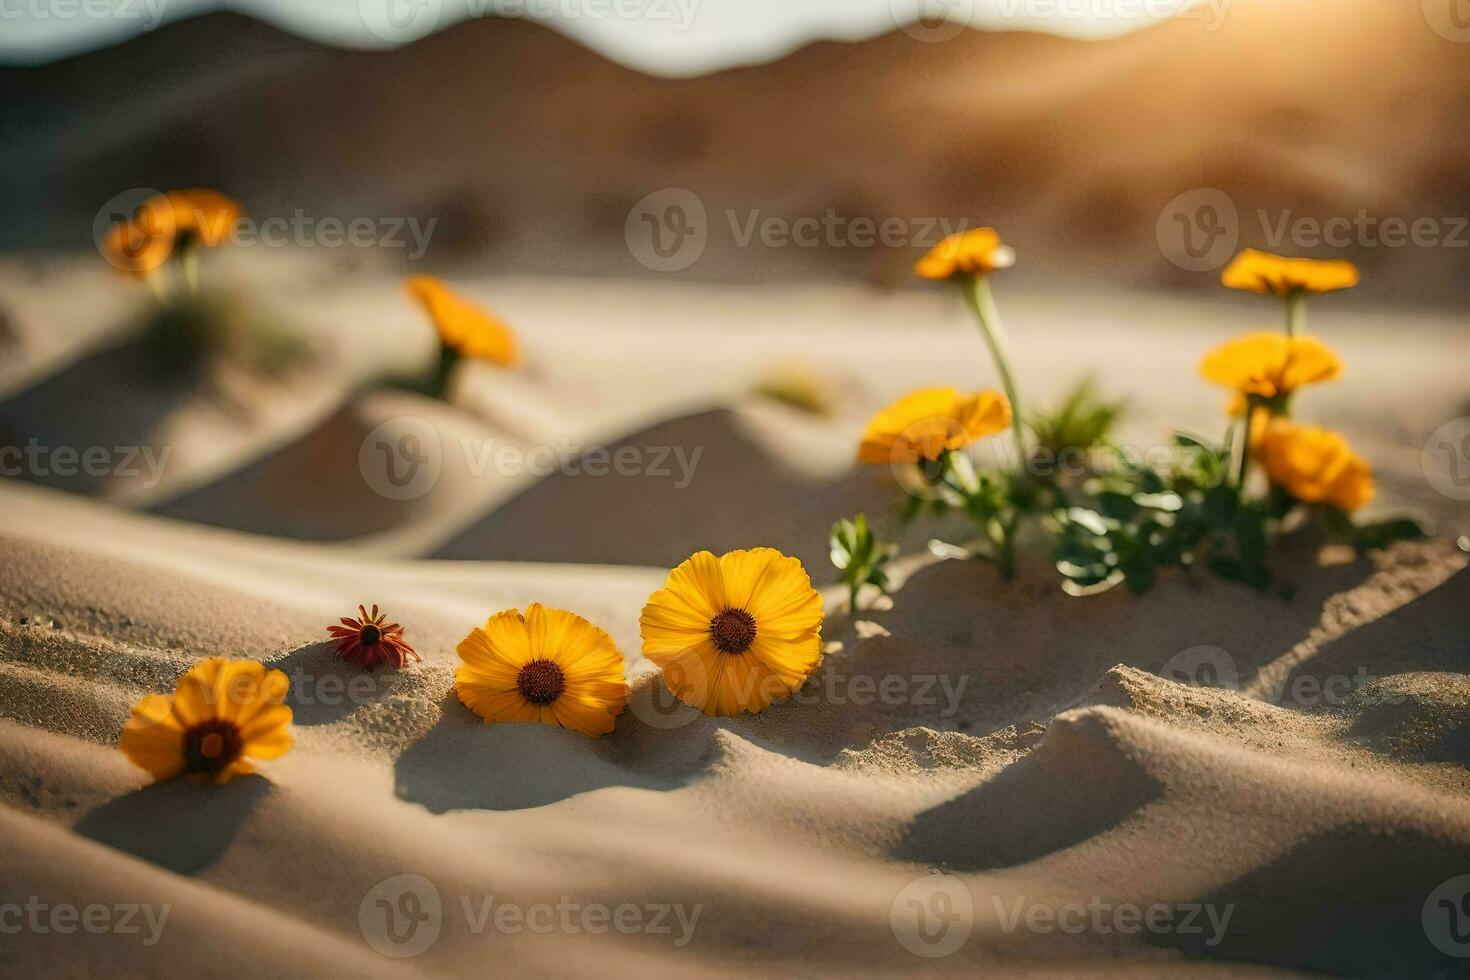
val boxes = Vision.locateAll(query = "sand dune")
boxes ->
[2,473,1468,975]
[7,2,1470,295]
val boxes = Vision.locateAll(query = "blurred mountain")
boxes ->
[3,3,1468,294]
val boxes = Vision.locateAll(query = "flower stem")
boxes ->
[1235,399,1256,492]
[962,274,1026,455]
[426,344,460,400]
[1285,291,1306,338]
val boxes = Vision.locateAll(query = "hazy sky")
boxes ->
[0,0,1199,73]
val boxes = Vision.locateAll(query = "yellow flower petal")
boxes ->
[914,228,1015,280]
[1221,249,1359,296]
[858,387,1011,465]
[640,547,824,716]
[1259,419,1375,511]
[454,606,627,736]
[1198,332,1342,401]
[405,276,520,366]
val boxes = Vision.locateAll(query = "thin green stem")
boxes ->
[426,344,461,400]
[962,274,1026,456]
[1285,290,1306,338]
[1235,399,1256,492]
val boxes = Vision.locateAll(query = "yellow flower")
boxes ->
[858,387,1011,465]
[100,190,243,278]
[162,189,245,249]
[914,228,1015,280]
[405,276,520,366]
[456,604,628,736]
[1199,332,1342,401]
[1259,419,1375,511]
[640,548,823,717]
[101,199,178,277]
[1221,249,1359,297]
[119,658,292,784]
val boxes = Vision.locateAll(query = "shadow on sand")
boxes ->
[76,774,270,875]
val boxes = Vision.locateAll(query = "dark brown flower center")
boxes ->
[710,608,757,654]
[359,624,382,645]
[517,659,566,705]
[183,720,243,775]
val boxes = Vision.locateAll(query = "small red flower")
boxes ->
[328,605,420,669]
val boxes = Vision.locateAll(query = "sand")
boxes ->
[2,260,1469,977]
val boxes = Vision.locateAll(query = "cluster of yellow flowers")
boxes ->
[1199,250,1373,512]
[121,548,825,783]
[856,232,1374,513]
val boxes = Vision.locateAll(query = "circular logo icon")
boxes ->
[360,874,443,958]
[1424,0,1470,42]
[1423,417,1470,501]
[1423,874,1470,957]
[359,416,443,501]
[1156,188,1239,272]
[626,671,704,731]
[890,0,976,43]
[94,187,172,274]
[1158,645,1240,691]
[625,188,707,273]
[359,0,444,43]
[890,874,973,958]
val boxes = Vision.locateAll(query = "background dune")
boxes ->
[4,0,1470,295]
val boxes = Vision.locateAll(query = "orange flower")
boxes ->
[1221,249,1359,297]
[915,228,1015,280]
[1199,332,1342,401]
[405,277,520,367]
[858,388,1012,465]
[1259,419,1374,511]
